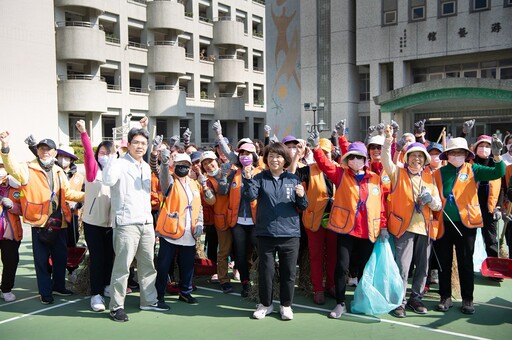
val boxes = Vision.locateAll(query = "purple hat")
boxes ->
[340,142,368,166]
[405,142,431,165]
[281,135,299,145]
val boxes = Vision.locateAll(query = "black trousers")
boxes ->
[257,236,299,307]
[0,239,21,292]
[204,225,218,263]
[84,222,114,296]
[434,221,476,301]
[334,234,374,304]
[481,212,498,257]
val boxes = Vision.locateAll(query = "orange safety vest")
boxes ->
[485,178,501,212]
[68,171,84,216]
[150,172,163,211]
[209,176,230,231]
[327,169,382,242]
[302,164,335,232]
[505,164,512,188]
[20,163,72,227]
[227,168,260,227]
[434,163,483,238]
[0,185,23,241]
[156,177,201,240]
[387,168,439,239]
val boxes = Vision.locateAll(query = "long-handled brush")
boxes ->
[498,204,512,258]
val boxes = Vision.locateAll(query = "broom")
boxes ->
[498,204,512,258]
[442,209,462,299]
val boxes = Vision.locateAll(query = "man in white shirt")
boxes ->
[102,117,169,322]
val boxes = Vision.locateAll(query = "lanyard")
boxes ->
[407,169,423,213]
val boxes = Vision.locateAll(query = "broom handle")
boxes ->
[443,209,463,236]
[436,127,446,144]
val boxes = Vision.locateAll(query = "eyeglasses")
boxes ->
[130,140,148,147]
[369,145,382,150]
[347,154,365,160]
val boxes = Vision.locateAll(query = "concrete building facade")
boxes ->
[1,0,267,157]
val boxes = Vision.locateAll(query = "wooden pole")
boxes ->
[436,127,446,143]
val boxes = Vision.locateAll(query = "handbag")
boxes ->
[37,210,63,246]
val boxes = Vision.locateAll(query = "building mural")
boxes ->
[266,0,301,139]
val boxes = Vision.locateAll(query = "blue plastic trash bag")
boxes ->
[351,237,404,315]
[473,228,487,273]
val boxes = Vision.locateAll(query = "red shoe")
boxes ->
[423,284,430,295]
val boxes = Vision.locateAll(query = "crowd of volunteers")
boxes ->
[0,116,511,322]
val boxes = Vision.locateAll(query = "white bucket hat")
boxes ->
[439,137,475,160]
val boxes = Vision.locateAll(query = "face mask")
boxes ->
[58,156,71,169]
[448,155,465,168]
[207,168,219,177]
[289,147,297,157]
[348,158,365,172]
[174,165,190,178]
[98,155,109,168]
[0,170,7,183]
[507,144,512,153]
[476,146,491,158]
[430,155,441,167]
[239,155,253,167]
[39,157,55,167]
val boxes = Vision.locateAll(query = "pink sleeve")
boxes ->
[338,135,350,157]
[81,132,98,182]
[313,147,343,186]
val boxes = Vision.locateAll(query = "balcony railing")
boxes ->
[217,93,241,97]
[107,84,121,91]
[130,87,148,93]
[148,40,185,47]
[128,41,147,49]
[56,21,104,30]
[150,85,185,91]
[105,35,120,44]
[218,55,244,60]
[253,0,265,5]
[215,16,244,23]
[253,65,264,72]
[199,16,212,23]
[128,0,147,5]
[58,74,105,81]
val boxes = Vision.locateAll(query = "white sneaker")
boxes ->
[210,274,219,283]
[233,269,240,281]
[0,291,16,302]
[252,304,274,319]
[329,303,347,319]
[104,285,111,298]
[280,305,293,320]
[348,277,358,287]
[430,269,439,284]
[91,294,105,312]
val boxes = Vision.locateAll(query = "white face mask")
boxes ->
[207,168,219,177]
[98,155,109,168]
[448,155,465,168]
[476,146,491,158]
[348,158,365,172]
[39,157,54,167]
[58,156,71,169]
[430,154,441,167]
[289,147,297,157]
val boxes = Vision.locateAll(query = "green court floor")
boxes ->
[1,230,511,340]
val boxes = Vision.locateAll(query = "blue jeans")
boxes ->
[155,238,196,301]
[31,227,68,297]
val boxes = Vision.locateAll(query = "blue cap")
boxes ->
[427,142,443,153]
[190,151,203,163]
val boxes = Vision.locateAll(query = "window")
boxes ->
[439,0,457,16]
[359,69,370,101]
[506,0,512,7]
[410,0,426,21]
[382,0,398,25]
[471,0,490,11]
[499,59,512,79]
[201,120,210,143]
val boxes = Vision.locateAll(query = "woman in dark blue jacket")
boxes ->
[243,142,308,321]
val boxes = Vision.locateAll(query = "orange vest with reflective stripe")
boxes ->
[434,163,483,238]
[68,171,84,216]
[150,172,163,211]
[486,178,501,212]
[21,164,72,226]
[156,178,201,240]
[302,164,334,232]
[0,185,23,241]
[227,168,259,227]
[209,176,230,231]
[327,169,382,242]
[387,168,439,239]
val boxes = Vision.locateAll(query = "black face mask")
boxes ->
[174,165,190,178]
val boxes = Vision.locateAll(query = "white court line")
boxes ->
[0,297,87,325]
[0,295,39,308]
[197,286,490,340]
[476,302,512,310]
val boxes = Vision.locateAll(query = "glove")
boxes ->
[160,148,171,164]
[220,162,232,178]
[24,134,37,147]
[182,128,191,146]
[375,123,385,136]
[335,120,346,136]
[462,119,475,134]
[331,129,338,139]
[414,119,426,135]
[491,134,503,156]
[168,135,180,148]
[264,125,271,137]
[152,135,163,150]
[307,130,320,148]
[198,173,208,187]
[396,137,407,152]
[390,120,399,135]
[380,228,389,241]
[368,125,376,135]
[194,224,203,239]
[1,197,13,210]
[418,187,433,206]
[493,207,502,221]
[212,120,222,136]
